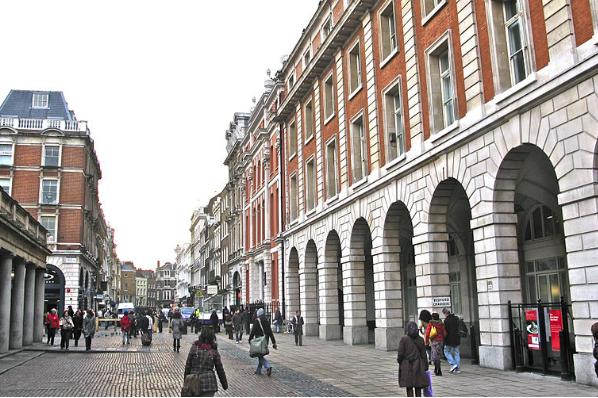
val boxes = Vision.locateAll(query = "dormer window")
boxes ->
[32,93,49,109]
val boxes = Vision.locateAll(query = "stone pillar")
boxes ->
[0,255,13,353]
[413,230,450,314]
[470,214,522,370]
[318,261,342,340]
[341,254,368,345]
[299,267,319,336]
[285,267,300,320]
[9,258,26,349]
[23,263,36,346]
[372,243,403,351]
[34,268,46,343]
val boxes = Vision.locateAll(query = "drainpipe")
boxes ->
[278,120,286,320]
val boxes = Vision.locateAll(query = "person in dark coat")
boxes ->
[248,308,277,376]
[442,307,461,374]
[418,309,432,364]
[67,305,74,318]
[83,310,96,351]
[183,327,228,397]
[243,308,251,335]
[292,310,304,346]
[592,322,598,377]
[72,309,84,347]
[210,310,219,333]
[397,321,429,397]
[158,311,166,333]
[273,308,283,333]
[224,313,233,340]
[233,309,244,343]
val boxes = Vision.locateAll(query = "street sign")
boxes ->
[207,285,218,295]
[432,297,451,307]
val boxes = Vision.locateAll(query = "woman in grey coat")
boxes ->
[171,310,184,352]
[83,310,96,351]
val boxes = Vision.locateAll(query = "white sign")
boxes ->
[432,297,451,307]
[207,285,218,295]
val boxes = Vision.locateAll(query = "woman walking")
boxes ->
[248,308,277,376]
[72,310,83,347]
[170,310,184,352]
[397,321,429,397]
[120,310,132,345]
[183,327,228,397]
[46,309,59,346]
[424,313,446,376]
[83,310,95,351]
[59,310,74,350]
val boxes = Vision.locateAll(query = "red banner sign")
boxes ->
[526,309,540,350]
[549,309,563,351]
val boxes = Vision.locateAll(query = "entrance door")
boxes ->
[401,241,417,324]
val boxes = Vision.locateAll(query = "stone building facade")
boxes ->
[272,0,598,386]
[156,261,177,307]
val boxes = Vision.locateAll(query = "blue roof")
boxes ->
[0,90,74,120]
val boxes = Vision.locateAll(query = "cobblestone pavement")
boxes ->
[0,329,595,396]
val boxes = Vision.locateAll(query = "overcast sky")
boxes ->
[1,0,319,269]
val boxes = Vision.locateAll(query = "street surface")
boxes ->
[0,328,595,396]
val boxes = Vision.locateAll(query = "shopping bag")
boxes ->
[423,370,433,397]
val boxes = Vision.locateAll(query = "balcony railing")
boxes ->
[0,117,88,133]
[0,186,48,246]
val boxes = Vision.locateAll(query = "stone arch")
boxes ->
[286,247,300,320]
[301,240,319,336]
[318,229,343,340]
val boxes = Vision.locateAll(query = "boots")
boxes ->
[434,360,442,376]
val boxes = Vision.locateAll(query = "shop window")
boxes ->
[350,115,367,182]
[524,205,560,241]
[305,157,316,211]
[427,39,456,132]
[326,138,338,198]
[379,2,398,61]
[323,74,335,121]
[348,41,362,95]
[383,81,405,161]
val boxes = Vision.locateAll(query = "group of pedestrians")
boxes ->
[45,306,96,351]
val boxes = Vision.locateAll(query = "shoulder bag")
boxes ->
[249,318,269,358]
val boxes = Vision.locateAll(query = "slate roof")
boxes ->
[0,90,74,120]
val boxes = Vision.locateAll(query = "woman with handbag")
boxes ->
[397,321,429,397]
[59,310,74,350]
[248,308,277,376]
[424,313,446,376]
[182,327,228,397]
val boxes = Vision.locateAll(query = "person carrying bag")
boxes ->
[182,327,227,397]
[248,308,277,376]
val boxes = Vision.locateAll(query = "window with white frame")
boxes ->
[303,48,311,67]
[348,42,362,95]
[0,143,13,166]
[0,177,11,195]
[289,174,298,221]
[428,39,456,132]
[305,158,316,211]
[288,121,297,159]
[326,139,338,198]
[40,215,57,242]
[304,99,314,141]
[350,115,367,182]
[43,145,60,167]
[384,82,406,161]
[487,0,530,92]
[32,93,49,109]
[380,2,398,61]
[323,74,335,120]
[41,179,58,204]
[422,0,444,17]
[321,16,332,40]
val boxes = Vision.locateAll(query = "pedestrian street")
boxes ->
[0,329,595,397]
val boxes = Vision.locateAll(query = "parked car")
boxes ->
[117,302,135,319]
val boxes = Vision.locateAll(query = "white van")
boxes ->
[117,302,135,319]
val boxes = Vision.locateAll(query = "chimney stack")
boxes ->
[157,260,160,268]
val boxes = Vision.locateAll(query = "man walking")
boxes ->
[233,309,243,343]
[442,307,461,374]
[292,310,304,346]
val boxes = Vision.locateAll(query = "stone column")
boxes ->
[0,254,13,353]
[9,258,26,349]
[299,267,319,336]
[413,229,450,314]
[23,263,36,346]
[34,267,46,342]
[372,243,403,351]
[341,254,368,345]
[318,261,341,340]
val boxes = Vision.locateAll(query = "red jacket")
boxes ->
[47,313,60,329]
[120,315,132,331]
[424,320,446,345]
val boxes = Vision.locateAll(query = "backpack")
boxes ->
[457,318,468,338]
[430,325,438,339]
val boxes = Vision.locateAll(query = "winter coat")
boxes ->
[210,312,219,326]
[444,313,460,346]
[83,316,95,338]
[184,341,228,393]
[292,315,304,335]
[424,319,446,345]
[120,315,132,332]
[60,316,74,331]
[274,310,282,323]
[397,334,429,388]
[73,314,83,331]
[47,313,60,329]
[171,318,184,339]
[232,314,243,330]
[249,316,276,346]
[139,315,150,331]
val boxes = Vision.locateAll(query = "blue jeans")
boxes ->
[256,356,271,374]
[274,321,281,333]
[444,345,461,369]
[122,330,130,344]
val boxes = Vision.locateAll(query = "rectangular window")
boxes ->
[288,73,295,90]
[324,75,335,121]
[288,121,297,159]
[0,143,13,166]
[303,49,311,67]
[384,82,405,161]
[504,0,528,85]
[428,40,456,132]
[304,100,314,141]
[423,0,443,16]
[40,215,57,242]
[32,93,49,109]
[326,139,338,198]
[0,177,11,195]
[41,179,58,204]
[348,42,362,95]
[44,145,60,167]
[289,174,298,221]
[305,158,316,211]
[380,2,398,61]
[321,16,332,40]
[350,116,367,182]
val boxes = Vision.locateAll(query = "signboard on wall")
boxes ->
[432,297,451,307]
[549,309,563,351]
[525,309,540,350]
[207,285,218,295]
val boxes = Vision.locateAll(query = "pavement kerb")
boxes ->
[0,351,44,376]
[0,349,23,360]
[22,348,154,354]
